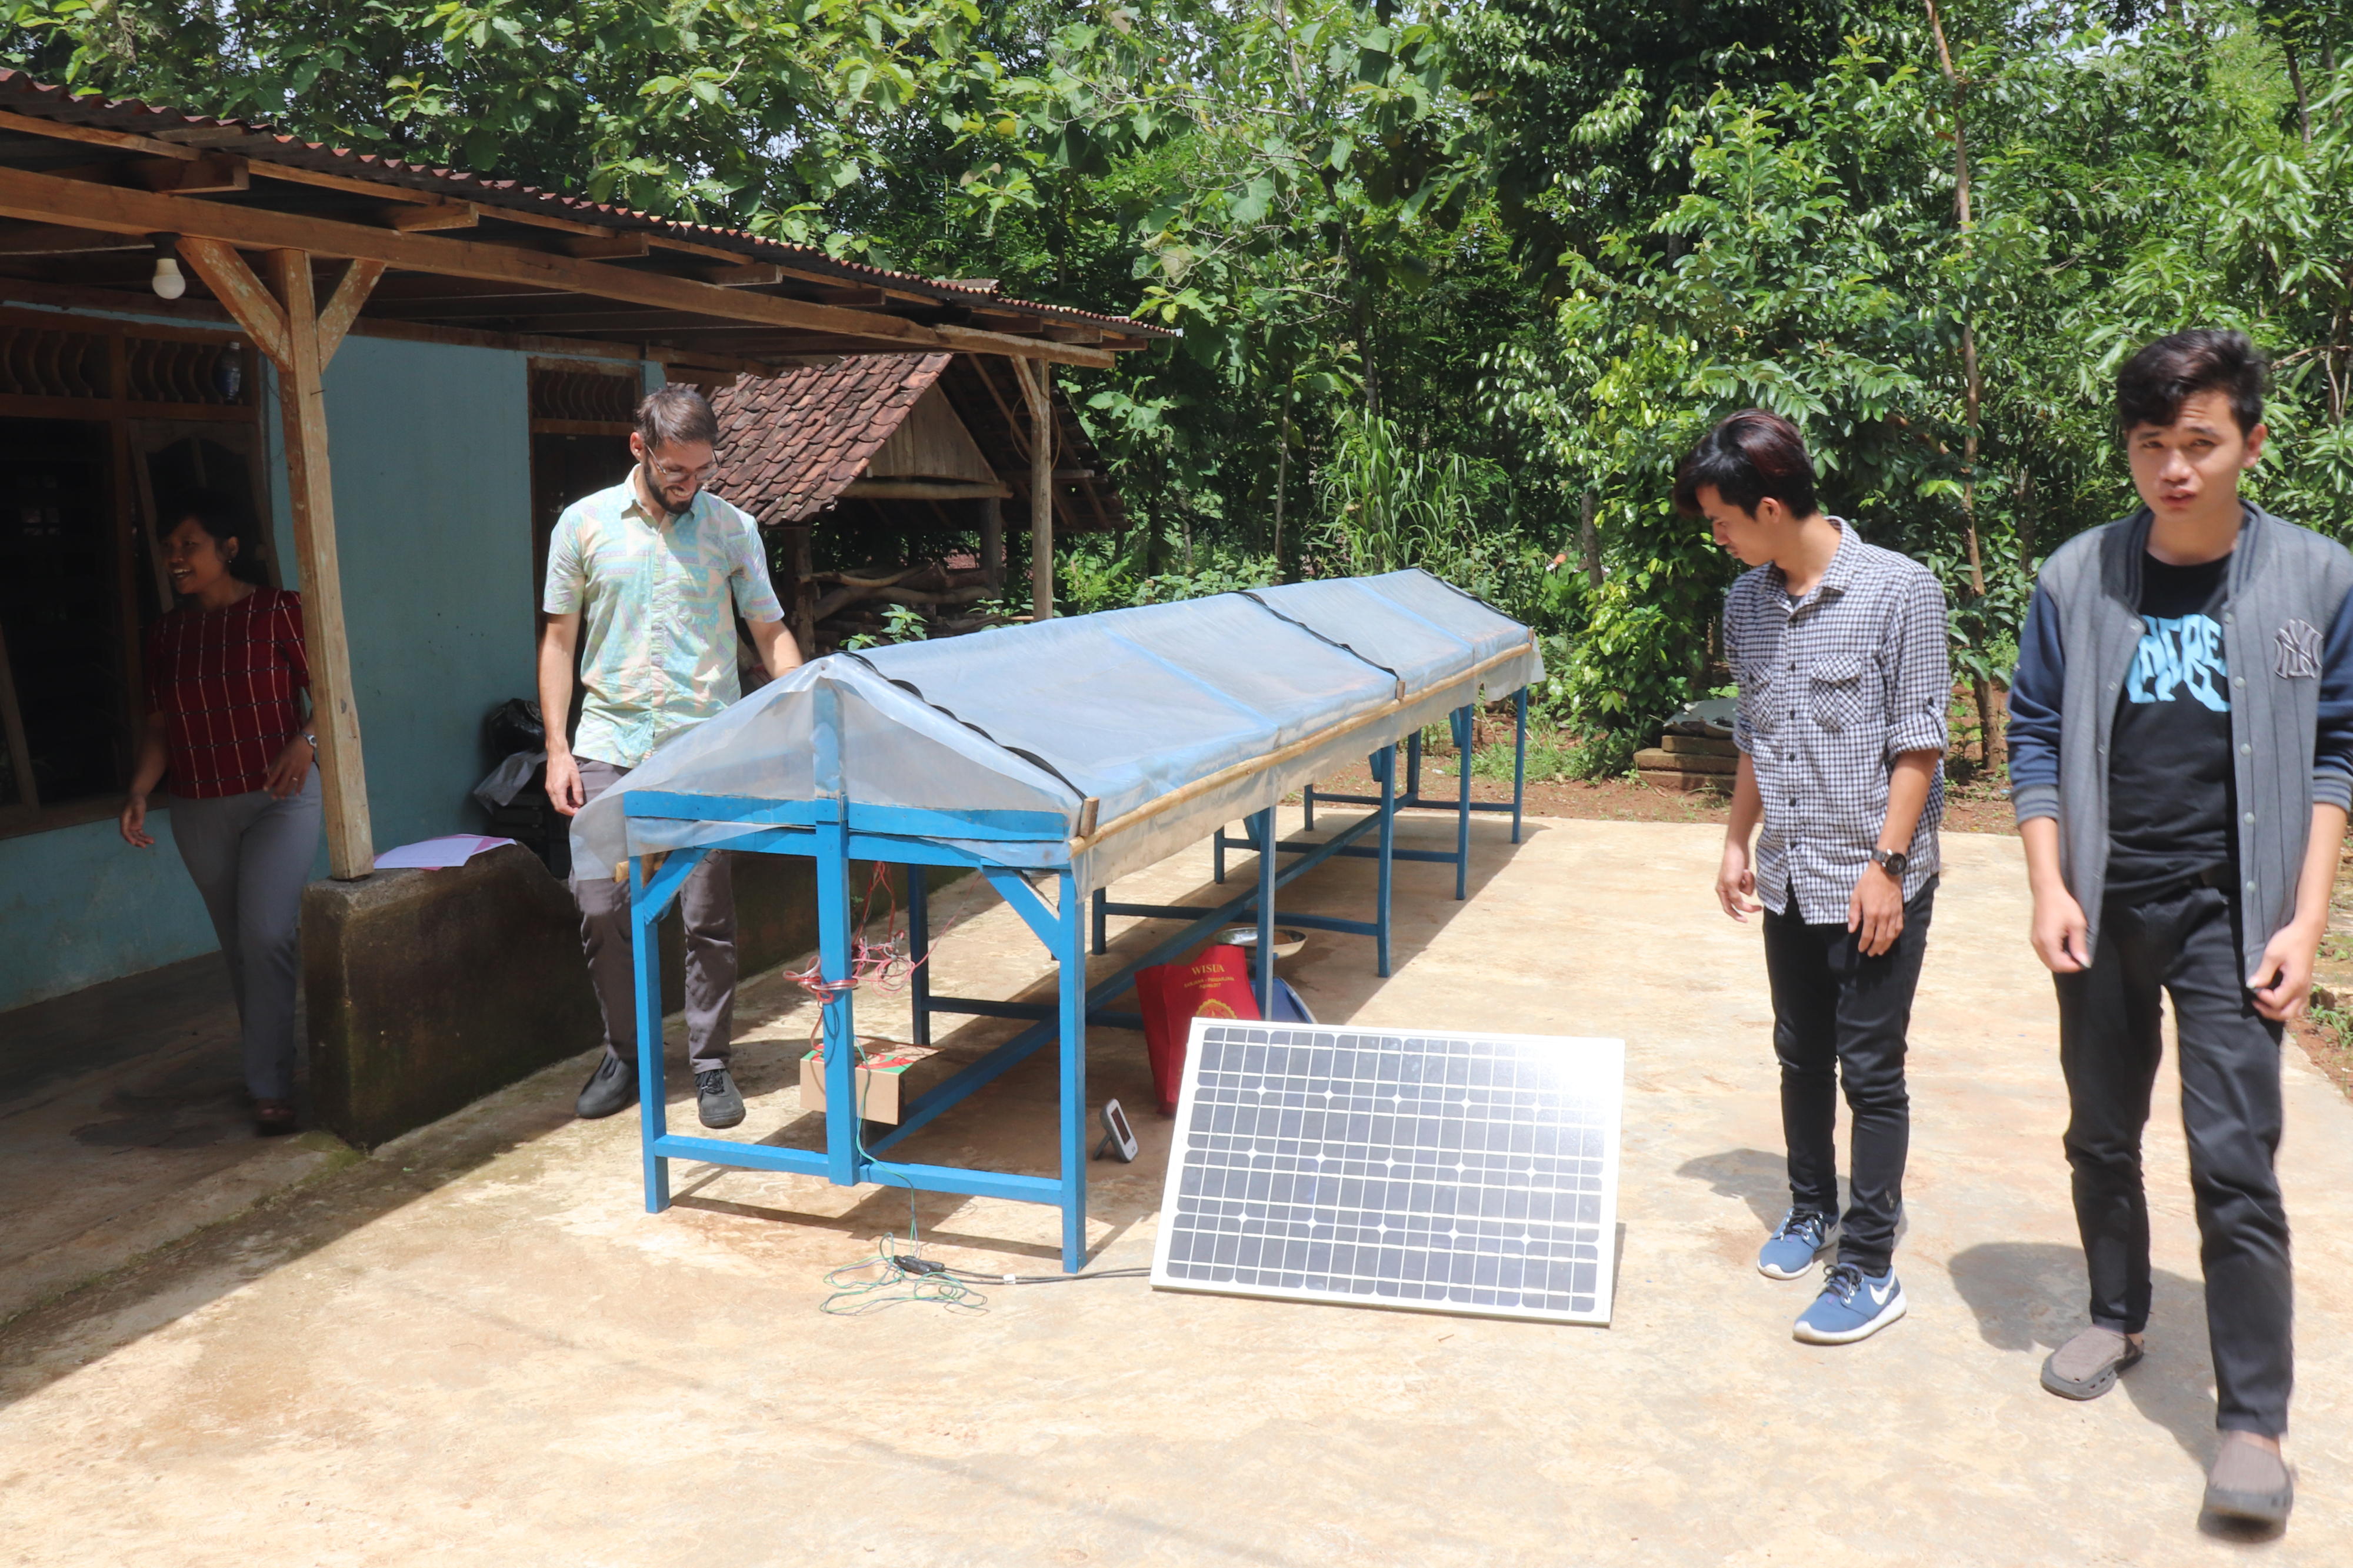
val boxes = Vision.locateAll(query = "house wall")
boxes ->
[0,321,599,1014]
[271,334,536,850]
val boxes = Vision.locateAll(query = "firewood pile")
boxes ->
[806,554,1008,648]
[1633,732,1736,794]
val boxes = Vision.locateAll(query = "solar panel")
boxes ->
[1151,1020,1624,1325]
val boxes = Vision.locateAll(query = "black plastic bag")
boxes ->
[484,698,545,758]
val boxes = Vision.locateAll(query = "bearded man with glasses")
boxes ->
[539,383,802,1128]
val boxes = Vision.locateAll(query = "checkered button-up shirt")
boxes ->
[544,475,785,769]
[1724,521,1950,923]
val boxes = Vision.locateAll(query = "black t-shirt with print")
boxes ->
[2105,552,2235,906]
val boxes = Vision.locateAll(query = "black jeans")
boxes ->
[2055,883,2291,1436]
[1760,879,1935,1276]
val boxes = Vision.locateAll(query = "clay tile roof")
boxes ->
[709,353,952,525]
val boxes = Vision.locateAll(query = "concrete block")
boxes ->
[303,845,601,1150]
[303,845,968,1150]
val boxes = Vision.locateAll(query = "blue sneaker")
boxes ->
[1757,1209,1838,1280]
[1794,1263,1907,1345]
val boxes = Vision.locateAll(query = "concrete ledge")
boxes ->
[303,846,960,1149]
[304,845,602,1150]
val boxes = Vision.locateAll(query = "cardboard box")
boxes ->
[799,1039,974,1125]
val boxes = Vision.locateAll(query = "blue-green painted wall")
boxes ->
[1,325,570,1013]
[268,334,537,850]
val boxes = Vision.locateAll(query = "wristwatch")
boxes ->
[1871,848,1908,880]
[303,732,317,749]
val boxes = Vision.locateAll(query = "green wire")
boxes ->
[820,1235,988,1316]
[816,879,983,1315]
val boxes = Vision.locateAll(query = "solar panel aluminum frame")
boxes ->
[1151,1020,1625,1326]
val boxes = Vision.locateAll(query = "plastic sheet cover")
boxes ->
[573,569,1541,895]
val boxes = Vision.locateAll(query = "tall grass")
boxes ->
[1314,409,1544,617]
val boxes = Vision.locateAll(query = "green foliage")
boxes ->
[843,602,932,650]
[12,0,2353,755]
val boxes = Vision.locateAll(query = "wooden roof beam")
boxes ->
[383,200,477,232]
[135,154,251,194]
[562,232,651,259]
[0,162,1121,365]
[0,220,149,255]
[0,107,201,160]
[703,263,783,286]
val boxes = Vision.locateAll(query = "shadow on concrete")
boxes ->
[0,956,233,1103]
[1672,1147,1914,1252]
[0,812,1529,1412]
[1676,1147,1790,1231]
[1946,1242,2222,1470]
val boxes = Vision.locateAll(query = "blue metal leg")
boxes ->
[1512,687,1528,845]
[1406,729,1422,798]
[1375,748,1395,978]
[1058,870,1089,1272]
[816,809,858,1187]
[1255,807,1277,1014]
[1213,819,1227,884]
[1304,780,1317,831]
[632,855,671,1212]
[1452,705,1472,900]
[908,866,932,1047]
[1092,885,1108,956]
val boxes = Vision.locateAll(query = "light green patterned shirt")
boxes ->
[543,473,784,768]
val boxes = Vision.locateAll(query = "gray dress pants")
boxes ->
[170,768,322,1101]
[572,758,736,1075]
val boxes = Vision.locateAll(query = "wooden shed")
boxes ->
[709,349,1126,652]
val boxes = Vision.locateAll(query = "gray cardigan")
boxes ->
[2006,503,2353,978]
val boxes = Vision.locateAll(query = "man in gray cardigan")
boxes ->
[2007,330,2353,1530]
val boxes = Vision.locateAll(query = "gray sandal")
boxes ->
[2040,1325,2143,1400]
[2204,1432,2294,1527]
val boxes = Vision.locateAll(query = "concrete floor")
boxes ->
[0,958,352,1327]
[3,812,2351,1564]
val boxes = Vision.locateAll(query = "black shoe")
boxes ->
[575,1055,638,1119]
[697,1068,746,1129]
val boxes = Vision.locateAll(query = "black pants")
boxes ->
[1760,880,1935,1275]
[2055,883,2291,1436]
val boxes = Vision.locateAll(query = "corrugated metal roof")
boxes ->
[0,69,1169,339]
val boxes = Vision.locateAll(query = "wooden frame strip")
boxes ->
[315,259,385,363]
[265,246,372,878]
[0,108,201,160]
[175,235,288,365]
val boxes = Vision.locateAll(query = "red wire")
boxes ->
[786,863,938,1052]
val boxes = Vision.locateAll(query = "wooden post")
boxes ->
[1017,358,1054,619]
[979,493,1004,592]
[266,250,375,878]
[180,240,381,876]
[785,524,817,658]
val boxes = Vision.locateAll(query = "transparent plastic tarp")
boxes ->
[573,569,1541,893]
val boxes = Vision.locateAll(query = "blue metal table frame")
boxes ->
[1216,687,1530,901]
[621,700,1408,1274]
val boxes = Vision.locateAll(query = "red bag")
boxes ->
[1134,943,1261,1115]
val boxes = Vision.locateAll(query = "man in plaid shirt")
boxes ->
[1681,409,1951,1346]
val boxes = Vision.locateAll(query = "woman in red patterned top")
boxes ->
[119,491,320,1135]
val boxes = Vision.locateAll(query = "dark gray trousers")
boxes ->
[170,769,322,1101]
[572,758,736,1075]
[2057,882,2292,1436]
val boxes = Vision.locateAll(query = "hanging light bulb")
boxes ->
[151,235,186,300]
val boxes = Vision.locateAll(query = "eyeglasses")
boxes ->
[646,456,717,486]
